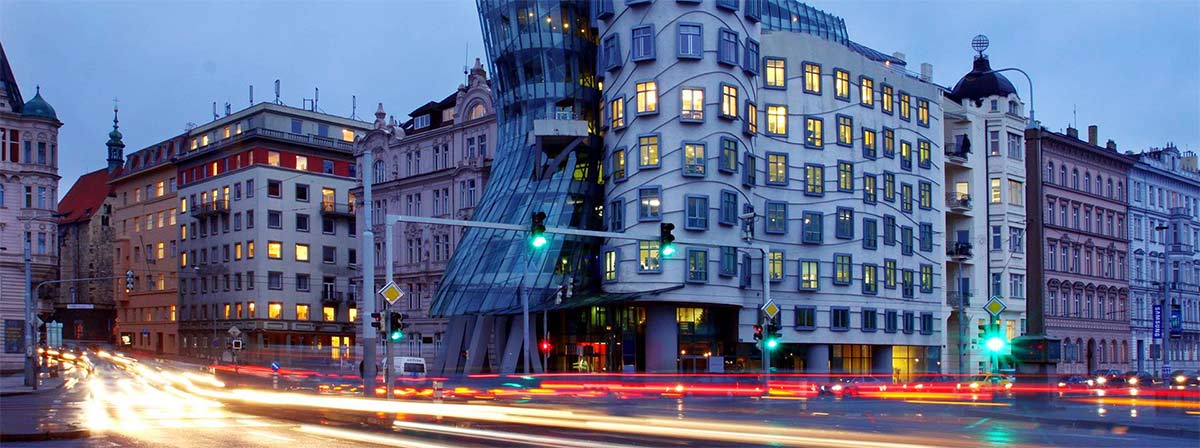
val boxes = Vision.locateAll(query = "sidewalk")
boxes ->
[0,371,66,397]
[965,399,1200,438]
[0,371,88,441]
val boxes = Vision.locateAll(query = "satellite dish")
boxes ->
[971,35,990,55]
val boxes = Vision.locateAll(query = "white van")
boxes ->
[389,356,427,377]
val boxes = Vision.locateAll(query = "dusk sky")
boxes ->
[2,0,1197,188]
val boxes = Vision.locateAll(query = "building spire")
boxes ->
[106,98,125,173]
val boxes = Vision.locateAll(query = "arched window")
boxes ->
[1060,166,1068,185]
[1046,162,1054,183]
[1084,173,1091,192]
[1107,179,1113,198]
[1072,169,1079,189]
[1117,182,1123,200]
[1095,175,1103,195]
[467,102,487,121]
[373,160,385,183]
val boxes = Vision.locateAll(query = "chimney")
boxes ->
[919,63,933,82]
[1066,126,1078,139]
[892,52,906,63]
[1087,125,1098,146]
[1106,139,1117,151]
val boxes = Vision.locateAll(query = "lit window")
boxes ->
[765,58,786,88]
[769,251,784,281]
[639,134,660,167]
[1008,180,1024,206]
[295,244,310,262]
[296,304,310,321]
[805,164,824,196]
[202,134,210,146]
[342,129,355,142]
[837,115,852,146]
[267,241,282,259]
[863,265,877,294]
[901,184,913,213]
[639,187,661,220]
[610,97,625,129]
[745,101,758,134]
[860,77,874,107]
[838,161,853,192]
[834,254,852,285]
[720,84,738,119]
[804,117,822,148]
[636,81,657,114]
[267,151,280,167]
[767,153,787,185]
[683,143,705,176]
[883,128,895,157]
[917,99,929,127]
[990,178,1002,203]
[687,249,708,282]
[767,105,787,135]
[803,62,821,94]
[604,250,618,281]
[899,92,911,121]
[681,88,704,121]
[919,182,932,209]
[639,241,661,272]
[323,306,336,322]
[834,69,850,100]
[800,260,819,290]
[918,140,931,168]
[863,174,877,204]
[881,85,894,114]
[268,302,282,319]
[862,129,877,159]
[612,148,626,181]
[900,141,912,170]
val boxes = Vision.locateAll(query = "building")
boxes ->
[434,0,946,376]
[175,103,370,368]
[110,133,187,354]
[1028,125,1132,375]
[356,60,495,363]
[54,110,124,342]
[0,43,62,371]
[1126,144,1200,373]
[941,43,1029,375]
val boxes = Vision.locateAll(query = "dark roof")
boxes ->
[0,42,24,113]
[58,167,122,225]
[22,88,57,121]
[408,92,458,118]
[847,41,906,66]
[948,55,1018,104]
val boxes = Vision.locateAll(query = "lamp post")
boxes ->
[983,68,1036,130]
[1154,224,1170,382]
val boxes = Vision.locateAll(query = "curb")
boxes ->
[0,379,67,397]
[0,428,91,442]
[964,409,1200,439]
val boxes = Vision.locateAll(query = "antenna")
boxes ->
[971,34,989,56]
[274,79,281,105]
[249,85,254,105]
[1072,104,1077,129]
[212,101,218,120]
[464,42,470,84]
[351,95,358,120]
[314,87,319,112]
[225,102,232,116]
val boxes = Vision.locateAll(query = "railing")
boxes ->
[187,127,356,158]
[322,289,344,304]
[320,202,355,217]
[945,192,972,211]
[945,144,970,163]
[1167,243,1194,254]
[946,241,973,259]
[189,201,229,218]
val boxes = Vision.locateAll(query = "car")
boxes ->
[1123,371,1153,387]
[842,376,889,397]
[1089,369,1124,387]
[1168,370,1200,387]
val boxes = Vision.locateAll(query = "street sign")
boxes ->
[761,300,780,320]
[228,326,241,337]
[1162,363,1172,380]
[378,281,405,305]
[231,339,243,350]
[66,304,95,310]
[271,361,280,372]
[984,296,1007,316]
[1152,304,1162,339]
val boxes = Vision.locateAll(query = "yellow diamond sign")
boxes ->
[762,300,780,319]
[984,296,1007,316]
[378,281,405,304]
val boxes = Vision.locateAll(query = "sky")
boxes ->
[2,0,1197,189]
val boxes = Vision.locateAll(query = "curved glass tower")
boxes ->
[432,0,603,317]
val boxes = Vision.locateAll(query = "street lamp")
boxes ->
[982,67,1036,129]
[1154,224,1170,381]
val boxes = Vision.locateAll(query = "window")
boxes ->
[804,116,822,148]
[639,187,661,221]
[267,179,281,197]
[881,84,894,114]
[859,76,874,107]
[884,259,897,289]
[884,310,898,333]
[296,213,310,232]
[990,178,1002,203]
[765,58,786,88]
[799,260,819,290]
[638,134,657,168]
[743,152,757,186]
[768,251,783,281]
[765,201,787,234]
[1010,274,1025,299]
[267,241,282,259]
[720,246,737,276]
[1008,180,1024,205]
[795,307,816,330]
[804,164,824,196]
[901,226,914,255]
[268,270,283,290]
[719,138,738,173]
[918,140,931,168]
[744,0,760,21]
[902,270,915,298]
[631,26,655,61]
[681,88,704,121]
[862,128,877,159]
[719,190,738,226]
[863,218,878,250]
[919,223,933,252]
[863,265,878,294]
[834,254,852,285]
[602,34,621,71]
[899,92,911,121]
[802,211,823,244]
[1007,132,1023,160]
[899,141,912,170]
[603,249,618,282]
[862,308,878,331]
[612,148,626,181]
[322,246,336,264]
[863,173,877,204]
[837,161,853,192]
[766,153,787,185]
[609,96,625,129]
[720,84,738,119]
[635,81,657,114]
[920,313,933,335]
[296,274,310,292]
[268,151,281,166]
[766,105,787,135]
[742,38,759,74]
[717,29,738,65]
[836,208,854,239]
[687,249,708,282]
[917,99,929,127]
[609,198,624,231]
[919,181,932,209]
[901,183,913,213]
[990,131,1002,156]
[834,69,850,100]
[803,62,821,94]
[836,115,852,146]
[639,241,661,272]
[685,195,709,230]
[295,304,310,321]
[683,142,706,176]
[882,128,895,158]
[268,210,282,229]
[744,101,758,135]
[920,264,933,293]
[246,179,254,197]
[677,23,703,59]
[831,307,850,331]
[295,243,309,262]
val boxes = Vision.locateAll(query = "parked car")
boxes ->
[1123,371,1153,387]
[1169,370,1200,387]
[1056,375,1090,391]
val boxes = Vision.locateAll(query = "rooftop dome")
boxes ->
[948,56,1018,104]
[22,86,58,121]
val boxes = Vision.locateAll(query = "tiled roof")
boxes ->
[58,167,122,225]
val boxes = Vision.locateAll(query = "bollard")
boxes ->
[273,373,279,390]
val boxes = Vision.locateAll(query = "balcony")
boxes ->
[1167,243,1194,255]
[945,138,970,165]
[320,201,355,218]
[946,192,972,214]
[947,291,974,308]
[321,288,345,306]
[946,241,973,259]
[189,201,229,218]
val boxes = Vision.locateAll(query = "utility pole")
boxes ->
[24,227,37,388]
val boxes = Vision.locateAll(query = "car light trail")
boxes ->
[294,424,465,448]
[392,420,640,448]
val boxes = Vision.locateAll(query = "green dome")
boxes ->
[22,88,58,121]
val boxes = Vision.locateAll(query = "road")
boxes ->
[4,354,1197,447]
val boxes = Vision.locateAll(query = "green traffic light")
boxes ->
[765,338,779,350]
[985,336,1005,352]
[661,243,676,257]
[531,234,548,248]
[390,330,403,341]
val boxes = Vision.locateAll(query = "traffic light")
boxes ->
[764,323,781,350]
[659,223,676,257]
[370,312,384,334]
[984,336,1006,353]
[530,211,548,248]
[388,312,407,341]
[539,339,552,353]
[753,324,763,341]
[982,317,1007,354]
[125,270,134,293]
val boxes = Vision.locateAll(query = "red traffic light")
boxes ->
[753,325,763,341]
[539,340,552,352]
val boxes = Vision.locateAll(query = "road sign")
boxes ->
[66,304,95,310]
[984,296,1007,316]
[761,300,780,320]
[378,281,405,305]
[228,326,241,337]
[1162,363,1172,380]
[1152,304,1162,339]
[271,361,280,372]
[231,339,243,350]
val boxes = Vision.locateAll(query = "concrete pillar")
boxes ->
[872,345,894,382]
[644,305,678,373]
[806,344,830,383]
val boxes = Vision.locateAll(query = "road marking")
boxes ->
[964,417,990,429]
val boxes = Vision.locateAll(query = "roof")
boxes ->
[0,42,23,114]
[58,167,123,225]
[22,88,57,121]
[947,55,1018,104]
